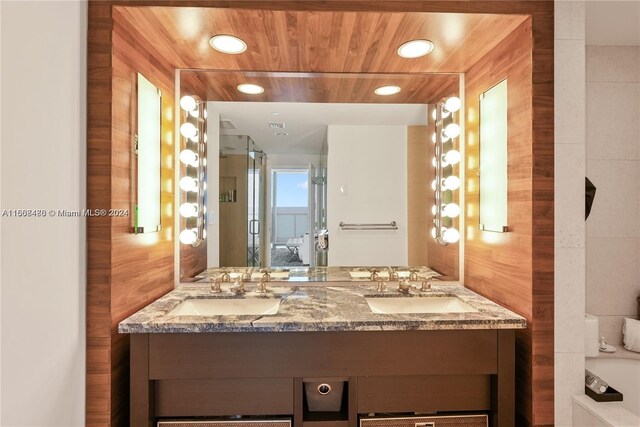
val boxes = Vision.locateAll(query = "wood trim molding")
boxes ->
[87,2,554,426]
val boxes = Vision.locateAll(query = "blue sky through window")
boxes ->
[274,171,308,208]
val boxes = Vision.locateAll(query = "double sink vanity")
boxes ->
[120,267,525,427]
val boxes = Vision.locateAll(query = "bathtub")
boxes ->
[573,353,640,426]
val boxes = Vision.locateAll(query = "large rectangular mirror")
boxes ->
[178,70,461,282]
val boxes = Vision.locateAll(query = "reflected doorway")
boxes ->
[270,169,311,267]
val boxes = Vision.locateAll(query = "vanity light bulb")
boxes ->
[444,150,462,165]
[188,108,199,118]
[444,123,461,139]
[432,133,437,144]
[444,97,462,113]
[443,227,460,243]
[431,109,437,121]
[179,203,199,218]
[431,228,437,239]
[441,130,450,143]
[440,154,449,167]
[203,109,208,119]
[443,175,461,191]
[431,180,437,191]
[179,96,197,112]
[180,122,198,139]
[189,132,199,143]
[432,157,437,167]
[202,229,207,239]
[179,177,198,192]
[202,158,207,167]
[431,205,438,215]
[440,106,451,119]
[203,133,208,143]
[179,229,198,245]
[179,149,198,165]
[443,203,461,218]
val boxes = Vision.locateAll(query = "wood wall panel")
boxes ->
[87,4,176,426]
[464,14,554,427]
[407,126,429,266]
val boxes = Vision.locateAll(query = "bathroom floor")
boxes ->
[271,246,305,267]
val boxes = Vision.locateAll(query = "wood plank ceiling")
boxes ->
[180,70,459,103]
[115,7,528,102]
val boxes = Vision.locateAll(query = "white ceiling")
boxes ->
[210,102,428,155]
[586,0,640,45]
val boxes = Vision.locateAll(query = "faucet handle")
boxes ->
[230,277,245,294]
[256,281,269,293]
[388,268,399,281]
[369,268,380,281]
[241,271,251,282]
[220,271,231,282]
[409,269,419,281]
[398,279,411,294]
[419,277,433,292]
[209,278,222,293]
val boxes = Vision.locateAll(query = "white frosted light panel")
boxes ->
[479,79,508,233]
[136,73,161,233]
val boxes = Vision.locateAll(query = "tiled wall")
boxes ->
[586,45,640,344]
[554,2,586,426]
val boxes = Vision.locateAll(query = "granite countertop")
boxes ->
[118,283,526,333]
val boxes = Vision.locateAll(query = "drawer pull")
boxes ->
[414,423,435,427]
[317,383,332,395]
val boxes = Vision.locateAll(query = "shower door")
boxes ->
[247,138,266,267]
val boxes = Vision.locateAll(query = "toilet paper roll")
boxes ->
[585,314,600,357]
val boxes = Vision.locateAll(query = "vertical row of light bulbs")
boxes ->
[178,95,207,246]
[432,96,462,245]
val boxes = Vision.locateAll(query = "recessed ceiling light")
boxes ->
[374,85,401,96]
[397,39,435,58]
[209,34,247,54]
[237,84,264,95]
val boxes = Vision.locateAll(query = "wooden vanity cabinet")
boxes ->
[130,330,515,427]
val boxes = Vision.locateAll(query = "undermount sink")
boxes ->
[168,298,281,316]
[365,296,478,314]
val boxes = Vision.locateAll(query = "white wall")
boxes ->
[206,108,220,267]
[327,125,407,266]
[586,45,640,342]
[1,1,86,426]
[554,2,587,426]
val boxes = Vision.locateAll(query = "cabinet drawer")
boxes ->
[357,375,491,413]
[158,420,292,427]
[360,414,488,427]
[155,378,293,417]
